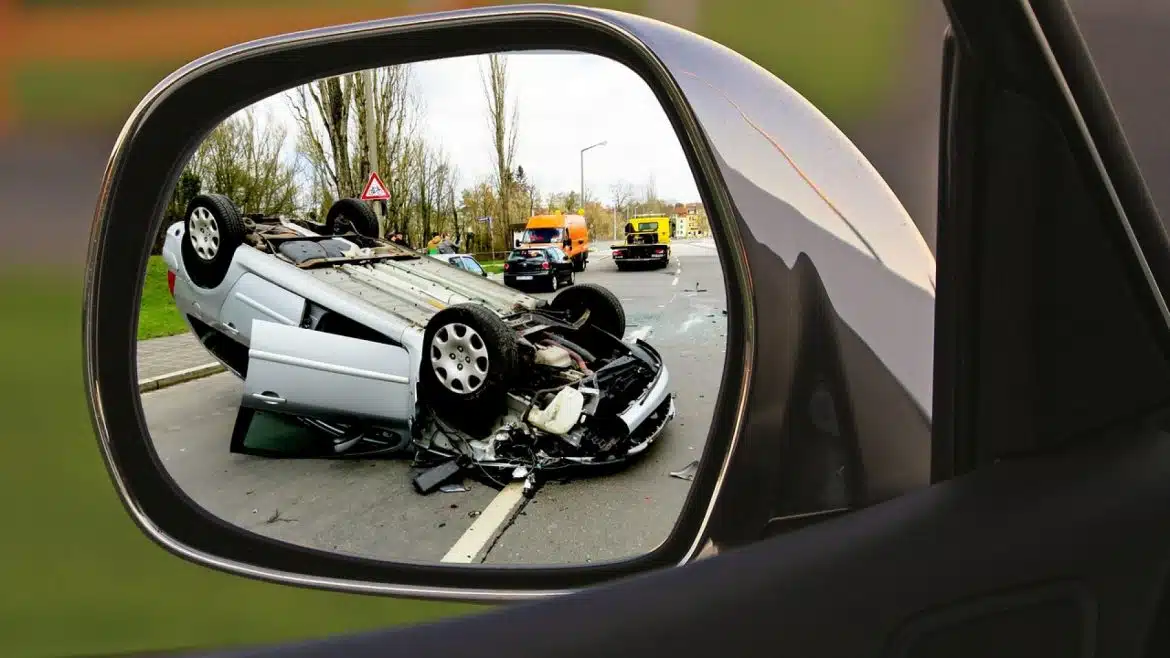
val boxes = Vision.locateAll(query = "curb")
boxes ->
[138,362,225,393]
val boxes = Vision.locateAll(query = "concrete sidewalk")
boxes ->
[136,333,222,390]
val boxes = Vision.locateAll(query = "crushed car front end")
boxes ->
[412,309,675,494]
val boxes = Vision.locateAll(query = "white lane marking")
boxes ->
[671,277,679,286]
[442,482,528,563]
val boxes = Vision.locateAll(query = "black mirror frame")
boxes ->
[83,6,753,602]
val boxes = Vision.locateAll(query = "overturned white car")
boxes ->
[161,193,676,494]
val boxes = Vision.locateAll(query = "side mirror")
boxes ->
[86,4,934,605]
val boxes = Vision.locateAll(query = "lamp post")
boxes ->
[579,140,606,213]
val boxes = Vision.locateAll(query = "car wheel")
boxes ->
[180,193,246,289]
[549,273,559,293]
[567,270,575,286]
[615,262,627,272]
[419,304,518,423]
[550,282,627,338]
[324,198,380,238]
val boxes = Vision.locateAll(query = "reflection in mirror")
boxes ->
[137,50,726,567]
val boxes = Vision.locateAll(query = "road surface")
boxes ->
[141,238,728,566]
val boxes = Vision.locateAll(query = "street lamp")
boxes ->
[580,140,607,212]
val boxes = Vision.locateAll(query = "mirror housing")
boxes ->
[84,3,934,603]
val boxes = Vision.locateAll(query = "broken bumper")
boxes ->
[618,340,672,434]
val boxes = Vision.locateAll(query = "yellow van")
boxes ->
[518,211,590,271]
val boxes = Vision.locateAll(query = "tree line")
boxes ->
[159,55,690,254]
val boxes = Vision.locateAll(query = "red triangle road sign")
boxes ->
[360,171,391,201]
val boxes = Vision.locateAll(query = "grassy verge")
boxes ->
[480,260,504,274]
[137,255,189,341]
[0,270,484,658]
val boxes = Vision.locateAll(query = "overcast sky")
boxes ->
[242,50,701,204]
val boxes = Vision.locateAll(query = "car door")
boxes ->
[241,319,415,429]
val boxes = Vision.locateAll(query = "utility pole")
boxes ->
[579,140,606,215]
[363,68,384,236]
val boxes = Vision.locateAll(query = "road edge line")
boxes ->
[138,362,225,393]
[441,482,529,564]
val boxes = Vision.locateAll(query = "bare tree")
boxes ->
[288,65,418,231]
[288,76,355,201]
[610,180,633,237]
[481,54,520,251]
[189,107,300,216]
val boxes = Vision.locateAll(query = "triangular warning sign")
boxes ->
[360,171,391,201]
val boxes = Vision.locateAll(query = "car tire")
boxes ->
[566,270,575,286]
[572,254,585,272]
[615,262,627,272]
[180,193,247,289]
[550,282,627,338]
[549,273,560,293]
[324,198,380,238]
[419,303,518,423]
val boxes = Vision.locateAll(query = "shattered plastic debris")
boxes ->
[527,387,586,435]
[670,460,699,481]
[468,438,498,462]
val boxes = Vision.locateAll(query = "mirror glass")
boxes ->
[137,50,727,567]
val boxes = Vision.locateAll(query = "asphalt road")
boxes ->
[141,238,728,566]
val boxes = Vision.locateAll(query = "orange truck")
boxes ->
[516,211,590,272]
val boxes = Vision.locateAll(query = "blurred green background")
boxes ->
[12,0,1169,656]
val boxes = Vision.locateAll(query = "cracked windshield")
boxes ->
[138,49,728,567]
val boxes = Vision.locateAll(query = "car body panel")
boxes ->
[243,319,415,429]
[164,222,538,350]
[219,272,308,340]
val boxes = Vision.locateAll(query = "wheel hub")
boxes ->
[430,322,490,394]
[188,206,221,261]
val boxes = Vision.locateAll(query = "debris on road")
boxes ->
[439,483,469,493]
[413,459,462,495]
[670,460,699,481]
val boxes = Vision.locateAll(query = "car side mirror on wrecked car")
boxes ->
[84,4,934,604]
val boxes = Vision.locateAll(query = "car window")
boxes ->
[462,258,485,275]
[507,249,546,261]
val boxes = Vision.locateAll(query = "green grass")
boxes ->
[0,270,484,658]
[480,260,504,274]
[138,255,189,340]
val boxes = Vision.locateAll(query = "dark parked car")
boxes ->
[502,246,575,292]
